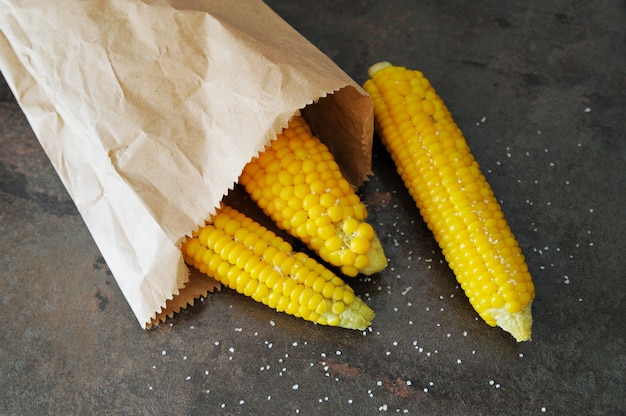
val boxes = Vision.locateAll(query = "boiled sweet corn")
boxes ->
[239,115,387,278]
[181,203,375,330]
[363,62,534,341]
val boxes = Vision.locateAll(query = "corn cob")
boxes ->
[181,203,375,330]
[238,115,387,278]
[363,62,534,341]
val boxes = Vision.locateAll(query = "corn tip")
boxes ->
[368,61,393,78]
[337,296,375,331]
[358,233,388,276]
[490,302,533,342]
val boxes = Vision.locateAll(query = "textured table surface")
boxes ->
[1,1,624,415]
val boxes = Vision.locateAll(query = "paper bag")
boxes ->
[0,0,374,328]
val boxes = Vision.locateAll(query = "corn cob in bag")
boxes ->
[364,62,534,341]
[182,204,374,330]
[240,115,387,278]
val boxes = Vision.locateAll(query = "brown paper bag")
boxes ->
[0,0,373,328]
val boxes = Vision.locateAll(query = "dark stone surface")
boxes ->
[1,1,624,414]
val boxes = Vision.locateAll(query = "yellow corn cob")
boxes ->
[181,204,375,330]
[363,62,534,341]
[239,115,387,278]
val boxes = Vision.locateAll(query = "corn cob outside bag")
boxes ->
[364,62,534,341]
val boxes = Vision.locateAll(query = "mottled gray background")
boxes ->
[1,1,624,414]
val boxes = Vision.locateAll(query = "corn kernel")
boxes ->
[322,282,336,299]
[349,237,370,255]
[331,301,345,315]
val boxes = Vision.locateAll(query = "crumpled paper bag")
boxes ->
[0,0,374,327]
